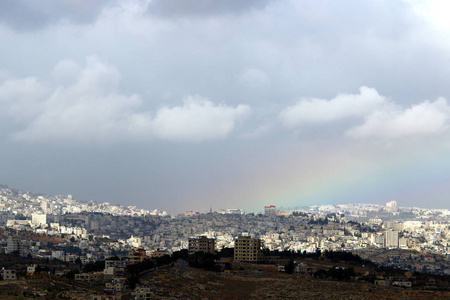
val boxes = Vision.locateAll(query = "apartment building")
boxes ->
[188,236,216,254]
[234,236,263,262]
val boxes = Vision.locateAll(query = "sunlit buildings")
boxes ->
[31,213,47,226]
[385,230,399,248]
[234,236,263,262]
[386,201,398,212]
[188,236,216,254]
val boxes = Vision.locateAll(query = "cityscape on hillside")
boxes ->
[0,184,449,298]
[1,185,449,265]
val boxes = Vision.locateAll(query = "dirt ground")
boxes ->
[140,262,450,300]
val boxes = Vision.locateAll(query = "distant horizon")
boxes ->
[2,183,448,216]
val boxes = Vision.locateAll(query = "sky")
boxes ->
[1,0,450,214]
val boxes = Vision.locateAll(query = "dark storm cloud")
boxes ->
[147,0,274,18]
[0,0,112,30]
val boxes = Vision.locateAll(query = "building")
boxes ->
[6,235,23,254]
[27,264,37,276]
[129,248,148,264]
[133,286,152,300]
[295,263,317,274]
[225,209,245,215]
[105,259,128,269]
[127,235,142,248]
[151,250,169,258]
[399,237,408,248]
[91,293,121,300]
[31,213,47,226]
[105,277,127,292]
[188,236,216,254]
[371,233,385,247]
[264,205,276,217]
[185,211,199,217]
[2,269,17,280]
[385,230,399,248]
[234,236,263,262]
[386,201,398,212]
[75,273,103,282]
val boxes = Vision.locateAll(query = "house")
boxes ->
[91,294,121,300]
[374,279,390,286]
[27,264,38,276]
[133,286,152,300]
[393,281,412,288]
[129,248,148,264]
[75,272,103,282]
[105,277,128,292]
[2,268,17,280]
[295,263,317,275]
[151,250,169,258]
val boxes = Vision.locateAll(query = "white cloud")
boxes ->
[279,86,387,127]
[51,59,82,86]
[278,86,450,140]
[151,96,250,142]
[347,98,449,139]
[407,0,450,30]
[1,58,250,143]
[0,76,49,120]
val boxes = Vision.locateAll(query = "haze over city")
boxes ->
[1,0,450,214]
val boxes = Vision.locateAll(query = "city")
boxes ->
[0,185,449,298]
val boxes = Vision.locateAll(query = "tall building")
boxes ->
[370,233,385,247]
[264,205,276,217]
[6,235,23,254]
[188,236,216,254]
[234,236,263,262]
[385,230,399,248]
[385,201,398,212]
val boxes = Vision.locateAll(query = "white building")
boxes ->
[385,230,399,248]
[31,213,47,226]
[385,201,398,212]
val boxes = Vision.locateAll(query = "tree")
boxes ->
[64,270,79,279]
[284,260,295,274]
[218,247,234,258]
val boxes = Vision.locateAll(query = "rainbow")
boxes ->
[236,140,450,211]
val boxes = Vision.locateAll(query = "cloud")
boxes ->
[278,86,450,140]
[347,98,449,139]
[238,68,270,88]
[0,76,49,120]
[1,57,250,143]
[151,96,250,142]
[0,0,113,31]
[146,0,273,18]
[13,57,141,142]
[279,86,388,127]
